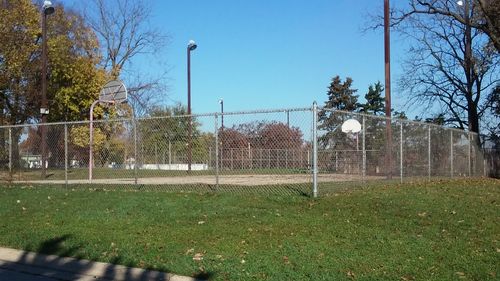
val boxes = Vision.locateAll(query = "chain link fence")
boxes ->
[0,104,491,196]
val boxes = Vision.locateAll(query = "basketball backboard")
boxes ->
[341,119,362,134]
[99,80,127,103]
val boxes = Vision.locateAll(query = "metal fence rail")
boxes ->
[0,104,490,196]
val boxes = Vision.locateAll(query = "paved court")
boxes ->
[16,173,383,186]
[0,247,198,281]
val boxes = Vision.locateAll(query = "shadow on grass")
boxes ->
[0,235,212,280]
[36,234,80,258]
[7,182,314,198]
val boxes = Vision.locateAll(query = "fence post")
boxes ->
[155,143,158,165]
[400,121,403,183]
[428,125,431,180]
[214,114,219,189]
[64,124,68,186]
[468,132,472,177]
[268,149,271,169]
[241,149,244,169]
[134,118,138,185]
[220,123,224,171]
[362,116,366,182]
[168,140,172,165]
[230,149,233,170]
[248,143,252,170]
[260,149,263,169]
[8,128,12,177]
[285,148,288,169]
[335,151,338,171]
[298,150,301,169]
[209,146,212,169]
[450,130,453,178]
[307,150,310,168]
[312,102,318,198]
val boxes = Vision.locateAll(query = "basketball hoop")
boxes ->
[89,80,128,182]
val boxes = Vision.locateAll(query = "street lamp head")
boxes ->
[219,98,223,104]
[188,40,197,51]
[43,0,55,15]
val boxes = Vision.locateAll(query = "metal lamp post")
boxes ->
[41,0,55,177]
[219,98,224,170]
[187,40,197,172]
[219,98,224,129]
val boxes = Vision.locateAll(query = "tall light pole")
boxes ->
[384,0,393,179]
[41,0,55,177]
[218,98,224,170]
[187,40,197,172]
[219,98,224,129]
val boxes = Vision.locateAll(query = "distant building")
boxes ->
[20,155,41,168]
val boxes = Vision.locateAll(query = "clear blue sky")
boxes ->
[66,0,409,115]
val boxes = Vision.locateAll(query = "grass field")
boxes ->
[0,179,498,280]
[2,167,309,181]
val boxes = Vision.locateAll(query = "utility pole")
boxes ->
[384,0,393,179]
[464,0,473,133]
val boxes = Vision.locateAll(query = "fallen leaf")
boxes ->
[193,253,203,261]
[283,256,290,264]
[347,270,355,279]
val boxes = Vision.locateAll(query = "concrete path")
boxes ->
[0,247,199,281]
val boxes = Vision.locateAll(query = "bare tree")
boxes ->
[370,1,499,141]
[82,0,169,115]
[393,0,500,52]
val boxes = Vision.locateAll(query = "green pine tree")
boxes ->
[322,76,359,112]
[318,76,360,150]
[361,82,385,116]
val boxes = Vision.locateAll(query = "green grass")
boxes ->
[0,179,498,280]
[2,167,310,181]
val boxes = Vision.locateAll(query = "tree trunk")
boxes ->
[11,128,22,169]
[468,102,481,146]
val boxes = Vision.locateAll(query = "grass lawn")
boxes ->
[0,179,498,280]
[2,167,309,181]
